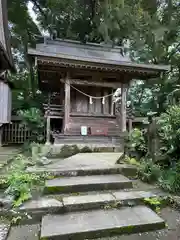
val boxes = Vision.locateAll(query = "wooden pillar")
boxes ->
[46,93,51,144]
[111,88,114,115]
[128,119,132,132]
[46,116,51,144]
[0,126,3,146]
[64,73,70,133]
[120,84,127,132]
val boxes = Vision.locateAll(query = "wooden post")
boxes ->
[128,119,132,132]
[64,72,70,133]
[120,84,127,132]
[111,88,114,115]
[46,116,51,144]
[0,126,3,146]
[46,93,51,144]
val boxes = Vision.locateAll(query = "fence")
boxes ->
[2,121,32,145]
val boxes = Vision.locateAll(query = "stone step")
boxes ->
[27,164,137,178]
[62,190,164,212]
[18,190,165,221]
[40,206,165,239]
[44,174,133,194]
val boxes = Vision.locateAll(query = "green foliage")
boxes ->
[158,105,180,166]
[127,128,147,158]
[7,0,180,119]
[3,154,45,207]
[1,154,47,207]
[144,197,162,213]
[124,156,140,166]
[60,145,80,158]
[158,167,180,193]
[138,158,161,183]
[18,108,45,143]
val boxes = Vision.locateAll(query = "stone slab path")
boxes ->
[27,153,137,177]
[6,207,180,240]
[41,206,165,240]
[6,152,170,239]
[28,153,122,171]
[44,174,133,194]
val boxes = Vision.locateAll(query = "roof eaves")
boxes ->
[28,48,170,73]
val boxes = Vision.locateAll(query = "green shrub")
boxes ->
[158,105,180,166]
[2,154,47,207]
[158,167,180,193]
[127,128,147,158]
[60,145,80,158]
[138,158,161,183]
[18,108,45,143]
[5,171,42,207]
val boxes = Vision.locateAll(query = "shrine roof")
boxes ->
[28,38,170,77]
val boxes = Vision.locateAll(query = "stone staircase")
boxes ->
[23,153,166,240]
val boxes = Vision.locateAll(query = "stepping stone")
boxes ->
[27,166,122,176]
[62,190,162,212]
[63,193,115,211]
[27,164,137,177]
[40,206,165,240]
[20,198,63,213]
[44,174,133,194]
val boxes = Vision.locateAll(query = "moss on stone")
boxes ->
[80,146,92,153]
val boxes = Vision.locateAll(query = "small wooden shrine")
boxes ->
[28,38,169,147]
[0,0,15,146]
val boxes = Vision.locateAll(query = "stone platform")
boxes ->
[27,153,137,177]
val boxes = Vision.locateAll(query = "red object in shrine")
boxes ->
[90,127,108,136]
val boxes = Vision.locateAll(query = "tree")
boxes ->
[7,0,180,116]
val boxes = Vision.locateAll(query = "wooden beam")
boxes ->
[60,79,121,89]
[120,83,127,132]
[64,73,71,133]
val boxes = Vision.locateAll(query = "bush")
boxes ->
[18,108,45,143]
[5,171,42,207]
[138,158,161,183]
[60,145,80,158]
[3,154,46,207]
[158,165,180,193]
[126,128,147,158]
[158,105,180,166]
